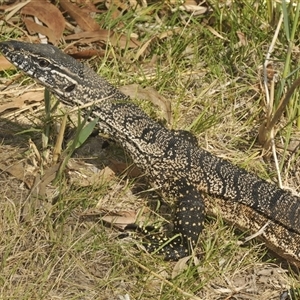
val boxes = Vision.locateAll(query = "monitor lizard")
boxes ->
[1,41,299,266]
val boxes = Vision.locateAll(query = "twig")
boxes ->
[262,13,283,188]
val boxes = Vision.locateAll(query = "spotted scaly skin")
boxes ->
[1,41,300,264]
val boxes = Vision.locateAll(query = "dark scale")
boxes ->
[1,41,300,264]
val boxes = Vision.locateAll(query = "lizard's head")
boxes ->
[1,40,131,108]
[0,41,87,105]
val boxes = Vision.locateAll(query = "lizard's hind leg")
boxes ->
[144,185,205,260]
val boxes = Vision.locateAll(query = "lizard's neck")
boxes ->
[91,100,170,161]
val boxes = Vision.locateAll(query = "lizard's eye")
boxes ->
[37,58,49,68]
[65,84,76,93]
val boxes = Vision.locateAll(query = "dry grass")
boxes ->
[1,1,300,299]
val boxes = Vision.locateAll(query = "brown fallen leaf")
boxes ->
[133,28,182,60]
[73,0,101,13]
[34,163,61,198]
[171,256,191,279]
[60,0,101,32]
[0,145,36,189]
[105,0,131,11]
[236,30,248,47]
[119,84,172,124]
[67,160,116,187]
[108,159,142,178]
[21,164,57,223]
[0,160,35,189]
[65,30,140,49]
[21,0,65,45]
[105,0,144,13]
[70,48,106,59]
[0,91,44,114]
[0,55,15,71]
[183,0,198,4]
[178,4,207,15]
[23,19,58,45]
[2,0,31,22]
[172,255,200,279]
[101,210,138,230]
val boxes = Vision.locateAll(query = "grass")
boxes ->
[1,0,300,299]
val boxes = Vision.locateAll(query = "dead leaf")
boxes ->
[65,30,140,49]
[119,84,172,124]
[70,48,106,59]
[108,159,142,178]
[178,4,207,15]
[0,145,36,189]
[0,160,35,188]
[23,19,57,45]
[171,255,192,278]
[101,210,138,229]
[133,28,182,60]
[2,0,31,22]
[105,0,143,12]
[53,115,68,163]
[203,22,228,41]
[73,0,101,13]
[21,0,65,45]
[0,91,44,114]
[67,160,116,187]
[60,0,101,32]
[236,30,247,47]
[184,0,198,4]
[0,55,15,71]
[36,163,61,198]
[134,37,154,60]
